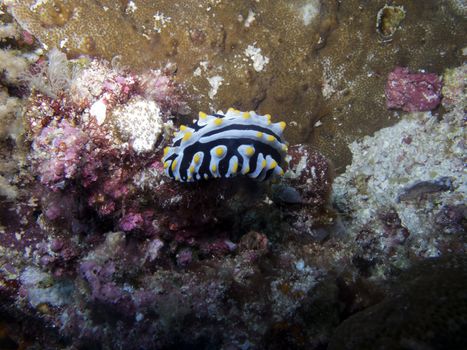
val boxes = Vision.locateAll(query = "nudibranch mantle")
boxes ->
[162,109,288,182]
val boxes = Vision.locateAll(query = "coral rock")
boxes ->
[31,120,89,190]
[385,67,442,112]
[281,144,333,207]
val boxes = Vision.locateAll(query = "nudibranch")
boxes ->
[162,109,288,182]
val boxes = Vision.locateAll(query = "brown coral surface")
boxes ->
[9,0,466,170]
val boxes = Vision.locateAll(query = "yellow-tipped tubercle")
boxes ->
[182,132,192,142]
[215,147,225,157]
[245,146,255,157]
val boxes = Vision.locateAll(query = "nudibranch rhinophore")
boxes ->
[162,108,288,182]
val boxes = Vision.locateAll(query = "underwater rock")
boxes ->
[31,120,89,190]
[119,212,144,232]
[0,89,23,142]
[0,49,28,84]
[269,144,336,240]
[23,51,185,218]
[334,65,466,275]
[385,67,442,112]
[5,1,466,173]
[19,266,73,308]
[328,254,467,350]
[271,184,304,204]
[434,204,467,235]
[2,2,467,347]
[0,14,31,142]
[284,144,333,207]
[0,42,349,348]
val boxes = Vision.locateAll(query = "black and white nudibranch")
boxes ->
[162,108,288,182]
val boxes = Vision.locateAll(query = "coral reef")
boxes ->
[1,43,339,349]
[0,1,466,349]
[333,64,466,276]
[23,52,187,222]
[0,87,22,141]
[0,11,29,142]
[5,0,466,170]
[31,120,89,190]
[0,7,36,202]
[441,65,467,111]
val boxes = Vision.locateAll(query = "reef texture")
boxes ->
[1,37,339,349]
[1,58,465,348]
[333,64,466,277]
[5,0,467,170]
[1,2,466,349]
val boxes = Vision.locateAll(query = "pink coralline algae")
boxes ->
[25,54,185,219]
[119,212,144,232]
[31,120,89,190]
[385,67,442,112]
[139,67,188,114]
[2,47,349,350]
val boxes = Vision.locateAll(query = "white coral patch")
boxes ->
[30,0,49,11]
[0,23,18,39]
[20,267,72,307]
[113,97,164,153]
[207,75,224,99]
[244,9,256,27]
[125,1,137,14]
[153,11,171,33]
[90,98,107,125]
[244,44,269,72]
[300,0,321,26]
